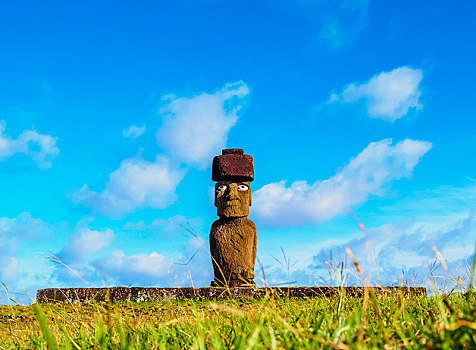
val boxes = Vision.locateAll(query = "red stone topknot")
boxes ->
[212,148,254,182]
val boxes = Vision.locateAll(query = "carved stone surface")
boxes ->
[210,149,257,287]
[36,286,427,304]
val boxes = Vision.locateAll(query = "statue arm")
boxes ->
[249,219,257,264]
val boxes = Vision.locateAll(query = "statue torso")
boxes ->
[209,217,257,284]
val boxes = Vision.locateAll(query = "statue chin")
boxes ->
[218,204,249,218]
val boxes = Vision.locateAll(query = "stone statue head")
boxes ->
[212,149,254,218]
[215,181,251,217]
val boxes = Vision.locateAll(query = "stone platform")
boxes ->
[37,286,426,304]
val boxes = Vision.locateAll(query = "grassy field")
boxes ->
[0,289,475,349]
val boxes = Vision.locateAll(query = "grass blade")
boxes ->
[33,303,58,350]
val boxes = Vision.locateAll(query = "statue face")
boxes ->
[215,181,251,217]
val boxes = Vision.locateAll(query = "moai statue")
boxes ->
[209,149,257,287]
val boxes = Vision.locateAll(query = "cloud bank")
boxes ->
[93,236,213,287]
[327,66,423,121]
[256,183,476,289]
[72,81,248,216]
[123,125,146,139]
[51,227,213,288]
[0,212,55,298]
[0,120,59,168]
[311,214,475,288]
[253,138,432,226]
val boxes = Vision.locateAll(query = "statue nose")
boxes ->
[226,184,239,199]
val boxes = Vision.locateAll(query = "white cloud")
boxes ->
[253,138,432,226]
[156,81,250,168]
[57,227,115,265]
[319,0,369,50]
[0,212,52,242]
[0,120,59,168]
[123,125,146,140]
[94,250,173,285]
[70,156,185,217]
[328,66,423,121]
[49,222,116,287]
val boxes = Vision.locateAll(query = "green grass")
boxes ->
[1,290,475,349]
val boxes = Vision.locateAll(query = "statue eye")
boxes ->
[238,184,249,191]
[217,185,227,192]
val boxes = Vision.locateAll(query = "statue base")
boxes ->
[36,286,426,304]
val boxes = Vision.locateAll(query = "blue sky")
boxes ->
[1,0,475,303]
